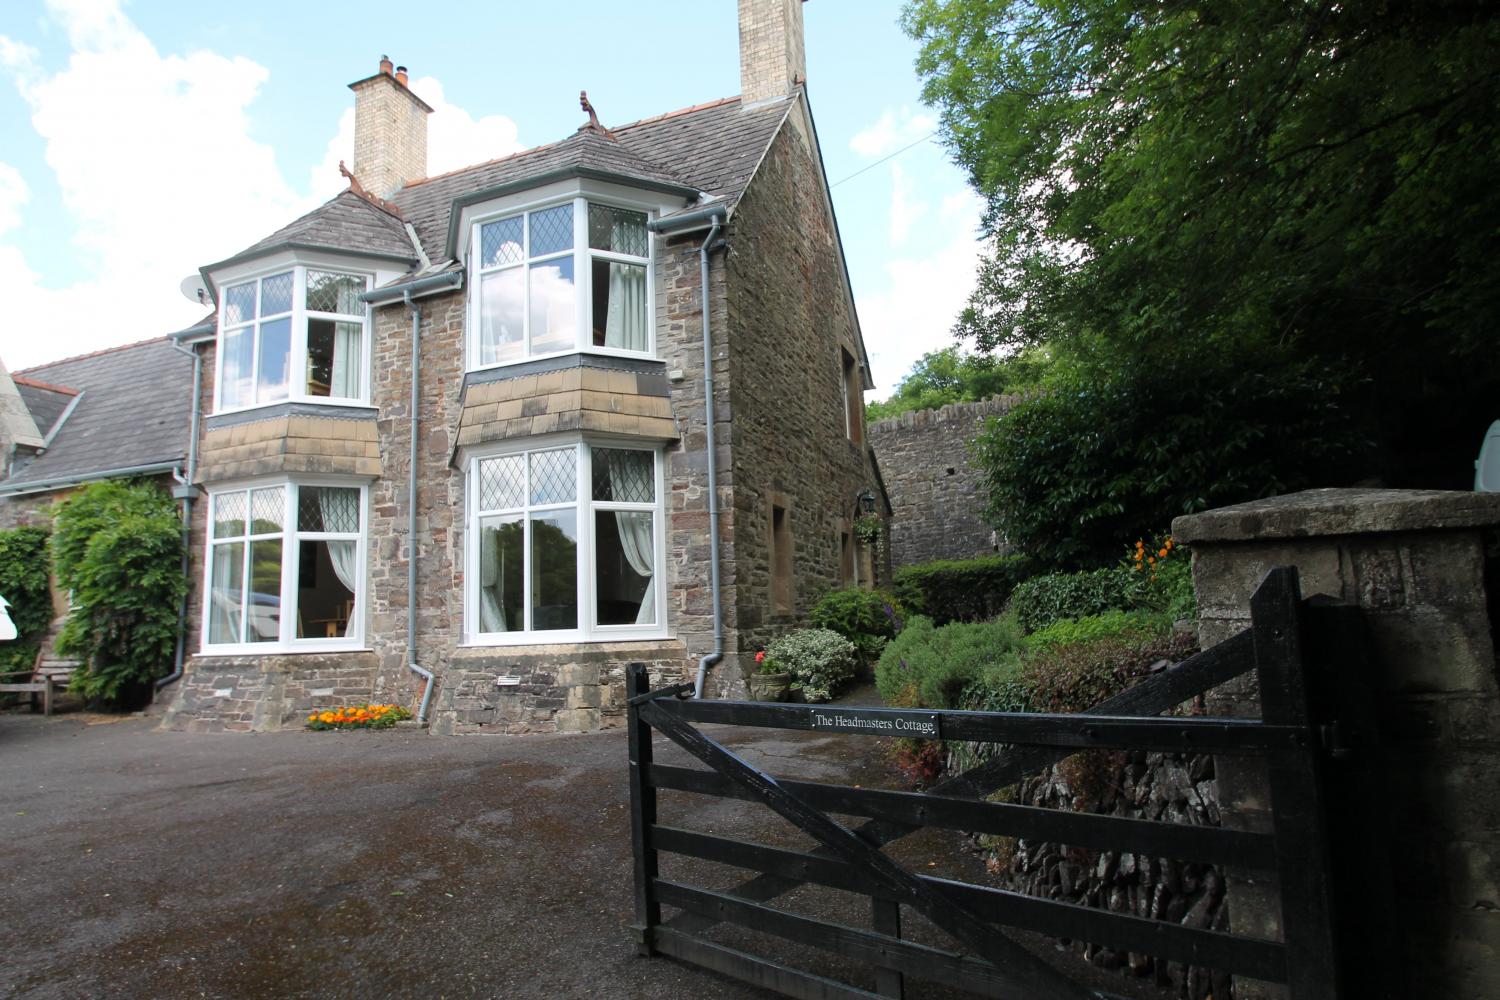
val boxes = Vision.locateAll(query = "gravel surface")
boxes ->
[1,701,1164,1000]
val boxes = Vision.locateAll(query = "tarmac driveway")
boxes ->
[0,707,903,1000]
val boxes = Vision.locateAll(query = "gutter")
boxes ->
[403,289,435,725]
[0,461,181,497]
[158,342,203,694]
[361,269,463,306]
[648,209,727,698]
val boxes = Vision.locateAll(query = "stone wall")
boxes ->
[868,396,1018,568]
[724,113,886,669]
[160,652,381,733]
[1175,488,1500,999]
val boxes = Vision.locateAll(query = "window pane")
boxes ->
[588,204,648,257]
[220,325,253,409]
[247,539,282,642]
[591,259,648,351]
[261,271,294,315]
[477,514,524,633]
[256,317,292,404]
[250,486,285,532]
[530,510,577,631]
[480,216,523,268]
[296,539,357,639]
[478,454,525,511]
[528,204,573,257]
[591,448,654,503]
[298,486,360,533]
[207,541,244,644]
[213,491,247,538]
[307,319,362,398]
[479,268,524,365]
[530,448,576,505]
[529,257,575,355]
[305,270,363,315]
[224,283,256,325]
[595,510,655,626]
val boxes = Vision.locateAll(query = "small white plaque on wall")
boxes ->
[310,688,335,697]
[213,688,233,698]
[496,676,522,687]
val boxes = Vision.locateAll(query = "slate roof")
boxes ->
[391,95,794,261]
[214,190,418,270]
[2,338,194,492]
[14,378,77,440]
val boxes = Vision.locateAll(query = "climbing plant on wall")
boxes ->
[0,525,53,674]
[51,481,185,708]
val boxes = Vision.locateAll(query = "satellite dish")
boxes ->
[179,274,211,307]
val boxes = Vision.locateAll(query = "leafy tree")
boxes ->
[867,345,1051,422]
[51,481,185,708]
[0,526,53,675]
[904,0,1500,487]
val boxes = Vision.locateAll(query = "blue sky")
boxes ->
[0,0,983,395]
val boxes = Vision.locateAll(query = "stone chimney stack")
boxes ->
[348,55,434,199]
[739,0,807,107]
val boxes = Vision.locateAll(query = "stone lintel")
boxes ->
[1173,488,1500,545]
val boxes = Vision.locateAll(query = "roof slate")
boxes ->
[3,338,194,491]
[391,95,793,260]
[219,190,417,268]
[15,381,75,440]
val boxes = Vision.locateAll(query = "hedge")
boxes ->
[892,553,1036,626]
[0,525,52,674]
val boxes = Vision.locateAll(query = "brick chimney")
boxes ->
[347,55,434,199]
[739,0,807,107]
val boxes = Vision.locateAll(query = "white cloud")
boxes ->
[888,163,926,246]
[310,75,524,200]
[857,211,985,399]
[0,164,29,236]
[850,106,936,158]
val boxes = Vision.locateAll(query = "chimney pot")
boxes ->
[379,55,393,76]
[395,66,409,86]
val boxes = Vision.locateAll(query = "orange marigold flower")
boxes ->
[1158,548,1169,558]
[1147,556,1156,564]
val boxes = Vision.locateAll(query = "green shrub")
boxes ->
[51,481,185,708]
[1008,568,1134,634]
[0,525,52,675]
[966,628,1199,716]
[892,553,1035,625]
[809,588,905,666]
[1025,610,1168,651]
[766,628,857,703]
[876,615,1026,710]
[972,353,1369,571]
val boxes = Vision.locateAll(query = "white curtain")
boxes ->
[209,545,242,643]
[604,262,648,352]
[479,523,508,632]
[614,512,655,624]
[330,322,361,398]
[318,488,359,638]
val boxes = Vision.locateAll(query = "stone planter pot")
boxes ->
[747,671,791,702]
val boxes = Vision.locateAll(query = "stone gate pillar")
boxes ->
[1174,488,1500,999]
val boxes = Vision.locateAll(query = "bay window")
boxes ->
[469,442,662,641]
[472,199,651,368]
[218,267,369,410]
[204,482,366,651]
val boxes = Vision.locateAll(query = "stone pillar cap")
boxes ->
[1172,487,1500,544]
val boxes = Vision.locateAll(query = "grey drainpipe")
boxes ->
[157,342,202,695]
[404,290,435,724]
[648,209,727,698]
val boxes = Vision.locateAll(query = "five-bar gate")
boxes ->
[626,567,1355,999]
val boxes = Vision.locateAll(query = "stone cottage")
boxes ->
[157,0,888,734]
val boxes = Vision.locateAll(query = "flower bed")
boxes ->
[306,703,411,730]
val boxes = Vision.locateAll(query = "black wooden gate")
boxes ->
[627,567,1368,999]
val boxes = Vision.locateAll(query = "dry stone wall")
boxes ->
[868,396,1018,568]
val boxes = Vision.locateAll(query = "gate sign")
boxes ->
[808,706,940,739]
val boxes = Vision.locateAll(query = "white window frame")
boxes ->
[214,265,373,414]
[199,478,369,655]
[463,437,668,645]
[467,196,656,372]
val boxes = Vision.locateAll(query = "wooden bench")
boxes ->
[0,656,80,716]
